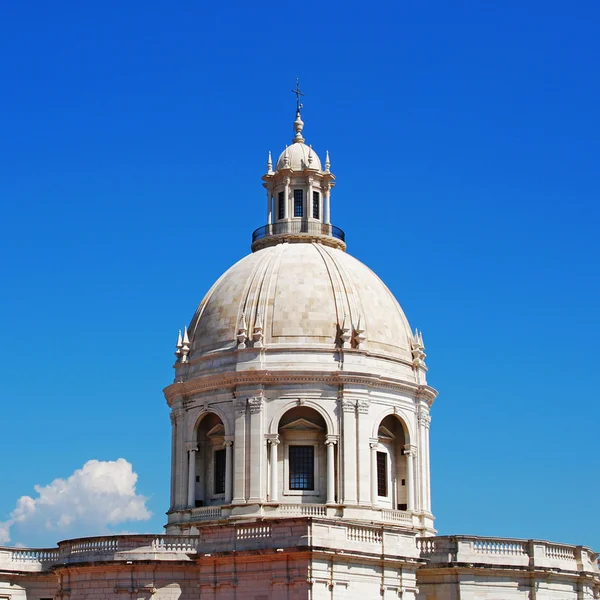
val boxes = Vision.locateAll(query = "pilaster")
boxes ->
[340,396,357,505]
[232,395,247,504]
[247,394,265,503]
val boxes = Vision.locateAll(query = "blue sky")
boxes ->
[0,1,599,548]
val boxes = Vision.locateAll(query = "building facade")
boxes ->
[0,106,598,600]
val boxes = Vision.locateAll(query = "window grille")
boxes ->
[278,191,285,220]
[312,191,320,219]
[289,445,314,490]
[214,449,226,494]
[377,452,387,497]
[294,189,303,217]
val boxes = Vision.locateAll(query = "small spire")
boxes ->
[340,314,352,349]
[283,145,290,168]
[325,150,331,172]
[175,329,183,359]
[237,314,248,349]
[308,145,313,166]
[293,110,305,144]
[355,315,367,350]
[252,312,264,348]
[267,151,273,174]
[181,326,190,363]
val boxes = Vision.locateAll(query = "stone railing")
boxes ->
[271,503,328,517]
[416,535,599,574]
[189,505,222,521]
[379,508,413,524]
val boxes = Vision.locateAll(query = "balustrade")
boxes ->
[416,536,596,574]
[276,503,327,517]
[347,526,382,544]
[236,525,271,540]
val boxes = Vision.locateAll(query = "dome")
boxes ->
[188,242,413,361]
[275,142,322,172]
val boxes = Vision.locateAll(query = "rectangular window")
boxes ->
[289,445,314,490]
[293,189,303,217]
[278,191,285,220]
[312,191,320,219]
[214,449,226,494]
[377,451,387,497]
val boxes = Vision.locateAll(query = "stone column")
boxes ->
[269,437,280,502]
[284,177,290,220]
[307,177,313,220]
[424,415,432,513]
[357,399,371,505]
[186,442,198,508]
[267,190,272,225]
[325,438,336,504]
[369,439,379,505]
[248,395,265,503]
[173,407,187,509]
[418,411,427,512]
[325,186,331,224]
[169,412,177,510]
[224,438,233,504]
[341,398,357,505]
[232,396,247,504]
[404,444,417,511]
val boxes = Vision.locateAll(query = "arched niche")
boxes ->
[373,414,409,510]
[274,406,329,504]
[193,412,226,507]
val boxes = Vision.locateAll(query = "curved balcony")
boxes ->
[251,220,346,252]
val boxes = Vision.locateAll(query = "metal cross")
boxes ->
[291,78,305,113]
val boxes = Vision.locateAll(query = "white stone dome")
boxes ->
[188,242,413,361]
[275,142,322,172]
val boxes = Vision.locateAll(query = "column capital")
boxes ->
[248,396,264,414]
[223,440,233,448]
[403,444,418,457]
[356,399,370,414]
[325,434,339,445]
[185,442,198,453]
[369,437,379,449]
[234,397,247,415]
[340,398,356,413]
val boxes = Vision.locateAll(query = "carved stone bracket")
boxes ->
[185,442,198,453]
[234,397,247,415]
[340,398,356,413]
[248,396,264,414]
[356,399,370,414]
[403,444,418,457]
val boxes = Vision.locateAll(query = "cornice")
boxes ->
[164,369,438,406]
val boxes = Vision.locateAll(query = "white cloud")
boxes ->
[0,459,151,546]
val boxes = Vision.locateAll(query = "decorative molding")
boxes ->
[340,398,356,413]
[403,444,418,457]
[356,399,370,414]
[164,370,438,406]
[185,442,198,453]
[234,397,247,415]
[248,396,264,414]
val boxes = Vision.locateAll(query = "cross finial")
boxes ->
[291,78,305,114]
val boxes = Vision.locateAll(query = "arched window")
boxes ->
[275,406,328,502]
[373,415,408,510]
[193,413,226,507]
